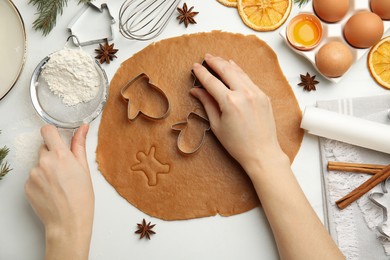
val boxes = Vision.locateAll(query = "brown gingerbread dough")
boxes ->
[96,31,303,220]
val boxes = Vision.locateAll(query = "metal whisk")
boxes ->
[119,0,181,41]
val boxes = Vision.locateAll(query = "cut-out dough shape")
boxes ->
[369,177,390,239]
[131,146,170,186]
[172,112,211,155]
[121,73,170,121]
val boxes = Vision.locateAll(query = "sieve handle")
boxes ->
[57,127,76,148]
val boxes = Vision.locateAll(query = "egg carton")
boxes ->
[280,0,390,83]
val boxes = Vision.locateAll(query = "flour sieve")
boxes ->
[30,35,108,129]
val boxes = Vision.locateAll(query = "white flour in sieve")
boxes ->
[41,47,101,106]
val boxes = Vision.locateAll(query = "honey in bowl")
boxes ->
[287,14,323,51]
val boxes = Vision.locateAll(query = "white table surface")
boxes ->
[1,0,389,259]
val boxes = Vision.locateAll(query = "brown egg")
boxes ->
[371,0,390,20]
[313,0,349,23]
[344,11,384,48]
[315,41,353,78]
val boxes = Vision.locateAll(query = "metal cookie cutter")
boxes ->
[171,112,211,155]
[67,1,115,46]
[121,73,170,121]
[369,177,390,239]
[192,60,226,88]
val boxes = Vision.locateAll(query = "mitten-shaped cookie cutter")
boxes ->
[121,73,170,121]
[171,112,211,155]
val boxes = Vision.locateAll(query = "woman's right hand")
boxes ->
[190,54,288,172]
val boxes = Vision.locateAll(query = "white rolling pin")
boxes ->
[301,106,390,154]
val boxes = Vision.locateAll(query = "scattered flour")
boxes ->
[14,131,42,168]
[41,47,100,106]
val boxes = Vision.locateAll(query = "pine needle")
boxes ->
[0,146,9,163]
[29,0,92,36]
[294,0,310,7]
[0,143,11,180]
[29,0,68,36]
[0,161,11,181]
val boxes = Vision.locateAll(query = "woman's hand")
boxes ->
[25,124,94,260]
[191,54,288,172]
[192,54,344,260]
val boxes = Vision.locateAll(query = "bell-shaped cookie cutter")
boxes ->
[121,73,170,121]
[171,112,211,155]
[67,2,115,46]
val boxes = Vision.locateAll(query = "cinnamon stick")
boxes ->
[336,164,390,210]
[328,161,385,175]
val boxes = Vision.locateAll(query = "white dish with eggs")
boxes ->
[280,0,390,83]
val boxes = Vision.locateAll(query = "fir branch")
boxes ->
[0,161,11,181]
[29,0,91,36]
[28,0,46,12]
[0,146,9,163]
[0,142,11,180]
[29,0,69,36]
[294,0,310,7]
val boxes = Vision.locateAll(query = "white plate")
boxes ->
[0,0,27,100]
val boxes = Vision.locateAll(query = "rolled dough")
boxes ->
[96,31,303,220]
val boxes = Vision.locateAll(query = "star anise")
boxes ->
[135,219,156,240]
[177,3,199,28]
[95,42,118,64]
[298,72,319,91]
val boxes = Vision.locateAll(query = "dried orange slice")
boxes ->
[368,36,390,89]
[237,0,292,31]
[216,0,237,7]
